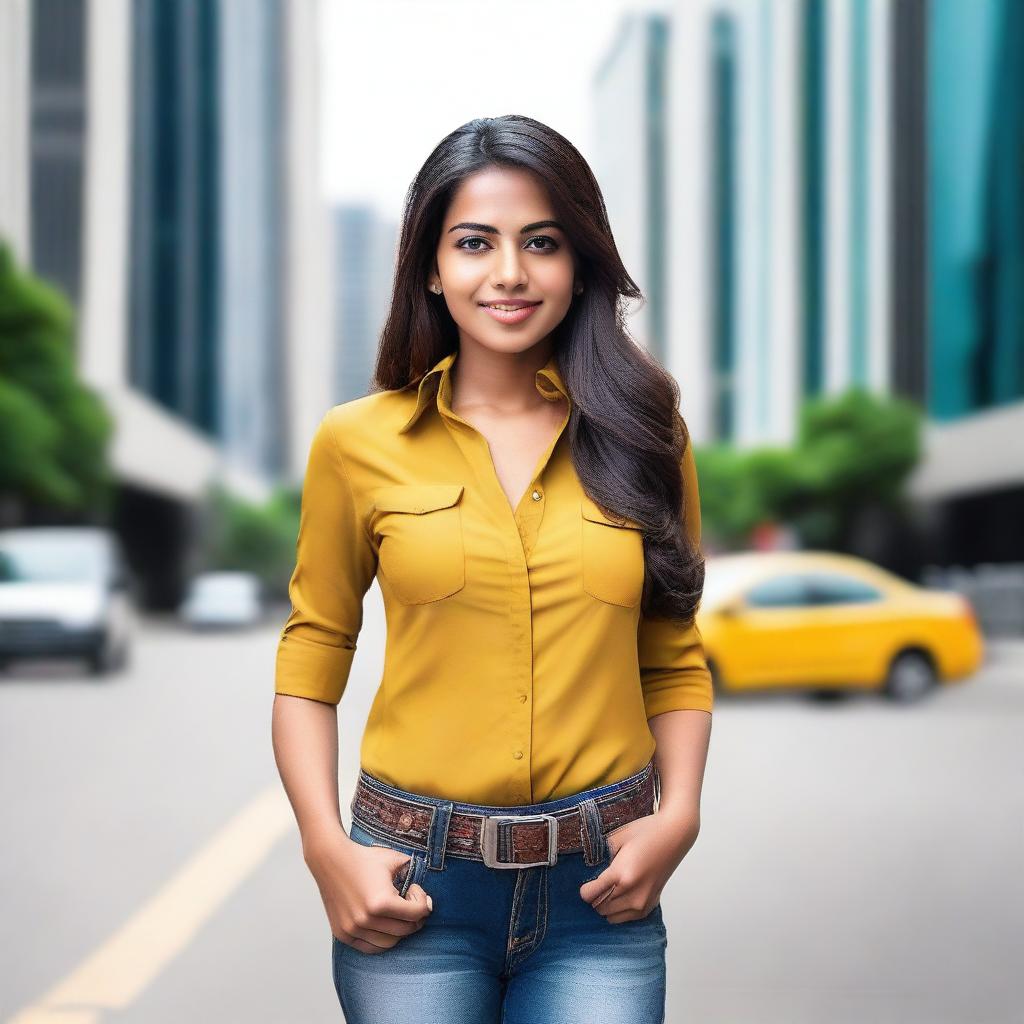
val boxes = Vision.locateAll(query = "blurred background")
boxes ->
[1,0,1021,1022]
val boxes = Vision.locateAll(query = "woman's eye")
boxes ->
[526,236,559,251]
[455,236,559,252]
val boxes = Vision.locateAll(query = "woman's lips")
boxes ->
[479,302,541,325]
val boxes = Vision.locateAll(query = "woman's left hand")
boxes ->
[579,808,700,924]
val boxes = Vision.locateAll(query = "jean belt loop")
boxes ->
[578,797,605,868]
[427,801,453,871]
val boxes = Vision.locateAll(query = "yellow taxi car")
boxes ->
[697,551,984,702]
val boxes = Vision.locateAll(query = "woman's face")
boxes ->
[432,165,577,356]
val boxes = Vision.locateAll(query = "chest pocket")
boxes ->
[373,484,466,605]
[581,495,646,608]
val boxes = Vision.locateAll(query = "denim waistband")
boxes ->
[356,756,659,818]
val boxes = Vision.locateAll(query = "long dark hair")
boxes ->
[373,114,703,624]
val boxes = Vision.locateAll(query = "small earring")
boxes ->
[573,283,583,295]
[431,283,442,295]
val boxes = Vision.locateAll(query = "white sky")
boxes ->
[319,0,669,219]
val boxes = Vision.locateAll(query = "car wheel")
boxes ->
[883,650,937,703]
[87,632,124,677]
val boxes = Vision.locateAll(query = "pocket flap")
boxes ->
[581,494,644,530]
[374,483,464,514]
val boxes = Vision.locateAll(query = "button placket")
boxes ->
[432,365,569,804]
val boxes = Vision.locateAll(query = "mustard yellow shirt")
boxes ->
[274,348,713,805]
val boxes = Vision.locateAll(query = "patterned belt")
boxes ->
[350,763,659,869]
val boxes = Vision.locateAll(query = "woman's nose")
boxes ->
[491,245,528,287]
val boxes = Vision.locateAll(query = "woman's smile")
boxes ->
[478,301,542,325]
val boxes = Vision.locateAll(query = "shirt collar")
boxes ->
[398,348,569,434]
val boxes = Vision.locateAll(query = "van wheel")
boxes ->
[87,634,126,676]
[883,650,937,703]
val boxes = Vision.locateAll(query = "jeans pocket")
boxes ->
[351,822,426,899]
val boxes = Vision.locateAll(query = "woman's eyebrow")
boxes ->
[447,220,565,235]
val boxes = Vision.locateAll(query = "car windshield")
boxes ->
[700,559,761,609]
[0,535,106,583]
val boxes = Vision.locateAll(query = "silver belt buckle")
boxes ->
[481,813,559,868]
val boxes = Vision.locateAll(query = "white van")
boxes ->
[0,526,134,675]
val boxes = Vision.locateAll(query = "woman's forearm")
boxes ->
[648,708,712,828]
[271,694,353,858]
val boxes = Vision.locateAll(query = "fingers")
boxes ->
[590,881,617,908]
[577,827,626,908]
[340,922,406,951]
[407,882,434,913]
[366,850,432,922]
[579,867,616,907]
[587,880,660,924]
[378,879,433,921]
[581,865,658,924]
[337,885,434,953]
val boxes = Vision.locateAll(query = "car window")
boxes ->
[744,574,814,608]
[806,572,882,604]
[0,536,106,583]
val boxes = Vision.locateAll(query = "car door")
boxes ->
[802,571,886,681]
[717,573,818,686]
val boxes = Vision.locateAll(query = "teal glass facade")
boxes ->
[710,11,738,441]
[800,0,827,397]
[646,16,671,363]
[928,0,1024,419]
[128,0,222,434]
[849,0,870,386]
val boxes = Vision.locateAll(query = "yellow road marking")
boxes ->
[6,785,295,1024]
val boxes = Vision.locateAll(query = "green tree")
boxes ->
[695,386,923,551]
[0,240,114,520]
[692,443,783,547]
[785,386,922,549]
[196,481,302,600]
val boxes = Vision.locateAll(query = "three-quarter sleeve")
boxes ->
[274,411,377,704]
[636,437,714,717]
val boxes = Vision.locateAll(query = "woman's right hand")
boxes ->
[304,829,433,954]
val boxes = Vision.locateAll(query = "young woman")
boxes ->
[271,114,713,1022]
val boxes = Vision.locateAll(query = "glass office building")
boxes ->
[128,0,222,435]
[927,0,1024,421]
[698,0,1023,565]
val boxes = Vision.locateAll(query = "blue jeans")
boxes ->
[331,760,668,1023]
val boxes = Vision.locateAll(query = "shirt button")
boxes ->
[531,490,542,501]
[512,750,523,759]
[519,694,527,703]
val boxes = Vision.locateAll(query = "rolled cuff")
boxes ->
[274,631,356,705]
[642,671,715,718]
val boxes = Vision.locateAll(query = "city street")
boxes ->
[2,596,1022,1023]
[4,1,1023,1022]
